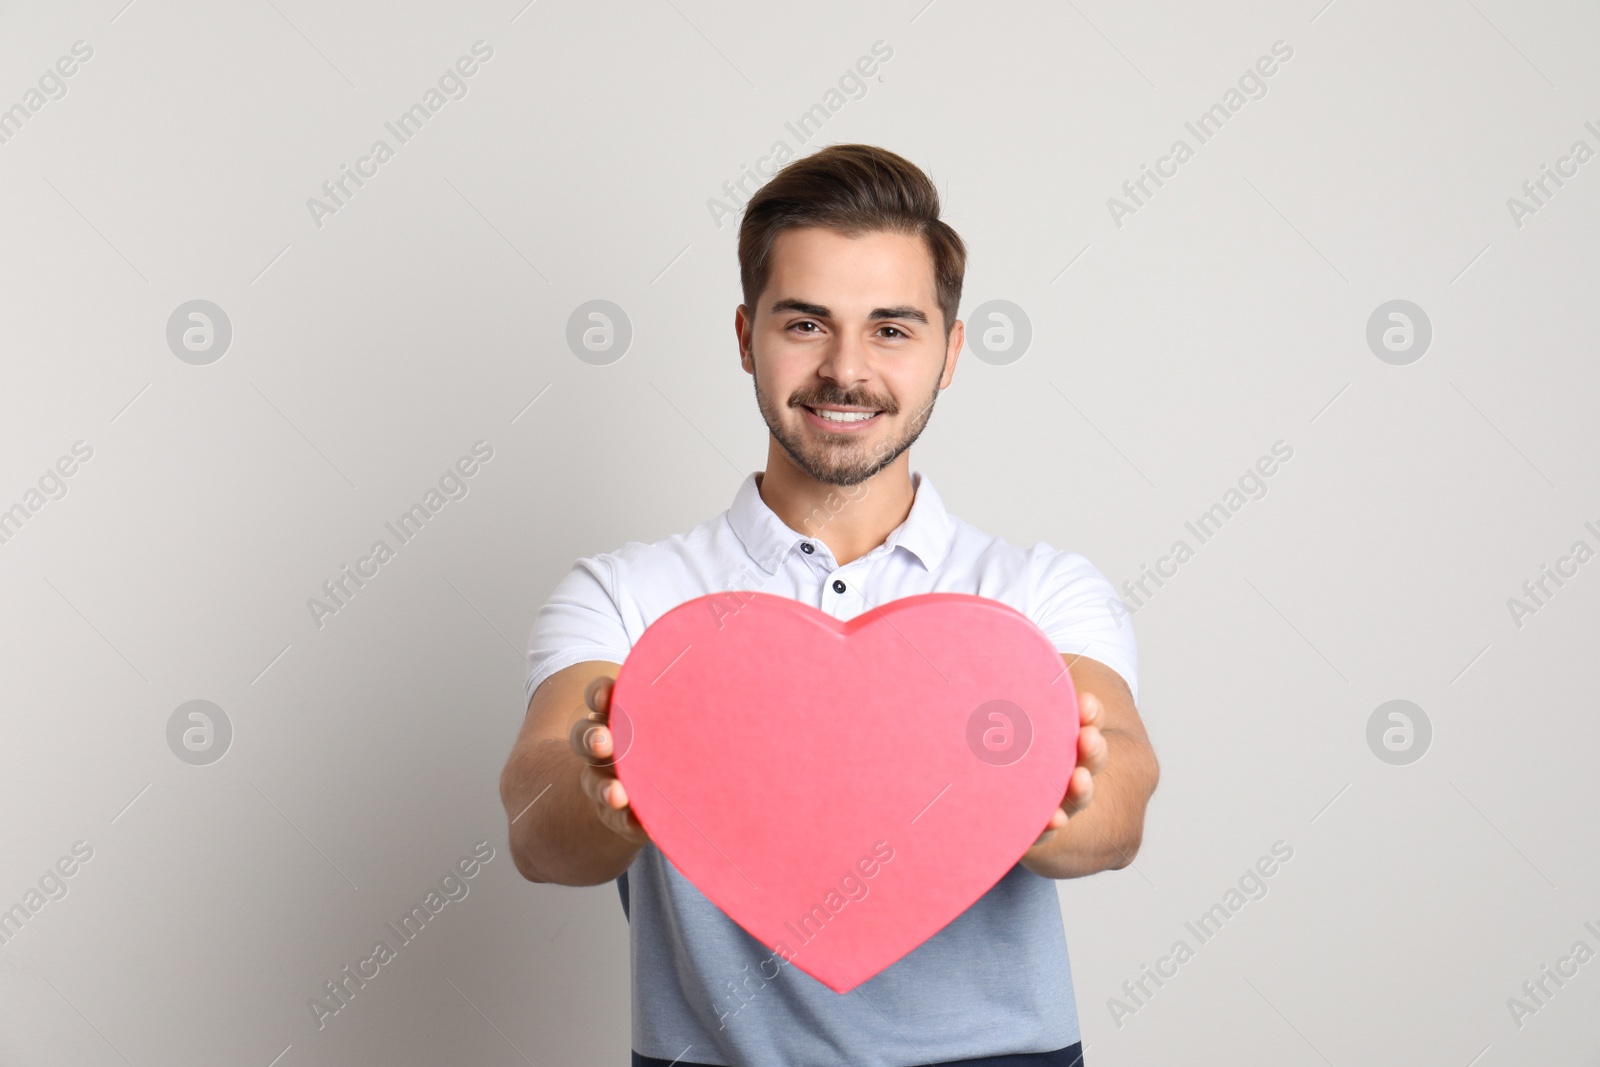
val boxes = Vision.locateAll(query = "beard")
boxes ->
[751,358,943,487]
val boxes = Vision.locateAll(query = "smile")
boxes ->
[803,406,882,431]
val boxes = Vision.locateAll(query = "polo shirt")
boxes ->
[523,468,1137,1066]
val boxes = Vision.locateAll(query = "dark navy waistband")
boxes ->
[632,1040,1084,1067]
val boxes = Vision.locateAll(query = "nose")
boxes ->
[815,330,870,394]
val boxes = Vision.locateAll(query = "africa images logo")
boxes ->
[305,41,495,229]
[705,40,894,229]
[306,441,494,629]
[307,841,495,1029]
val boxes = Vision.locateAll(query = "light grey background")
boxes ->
[2,0,1597,1063]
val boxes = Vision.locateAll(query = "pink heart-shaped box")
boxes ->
[609,590,1080,993]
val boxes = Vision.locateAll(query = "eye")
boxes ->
[878,325,907,339]
[789,320,821,334]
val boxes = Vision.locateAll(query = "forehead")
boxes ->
[763,226,936,306]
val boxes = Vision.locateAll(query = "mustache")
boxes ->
[792,390,897,414]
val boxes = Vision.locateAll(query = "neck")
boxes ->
[757,443,915,567]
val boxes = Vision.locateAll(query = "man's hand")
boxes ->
[1018,654,1158,879]
[1020,683,1108,861]
[569,675,650,847]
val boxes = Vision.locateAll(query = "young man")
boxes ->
[500,144,1159,1066]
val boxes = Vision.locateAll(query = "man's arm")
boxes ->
[1018,653,1159,880]
[500,659,646,886]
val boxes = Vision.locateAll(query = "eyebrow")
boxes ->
[768,298,929,325]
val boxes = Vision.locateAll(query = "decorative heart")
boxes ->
[609,590,1079,993]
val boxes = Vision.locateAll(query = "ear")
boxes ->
[735,305,754,374]
[939,318,964,389]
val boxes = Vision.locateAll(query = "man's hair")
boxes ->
[738,144,966,337]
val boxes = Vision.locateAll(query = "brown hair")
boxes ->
[737,144,966,336]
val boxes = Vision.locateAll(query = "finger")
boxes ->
[606,796,648,844]
[1079,689,1101,728]
[1078,724,1106,774]
[580,765,613,807]
[586,721,612,759]
[1061,766,1094,816]
[570,715,612,763]
[584,676,614,718]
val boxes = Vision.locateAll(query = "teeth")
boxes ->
[811,407,878,423]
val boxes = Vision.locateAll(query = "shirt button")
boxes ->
[832,579,846,593]
[800,542,814,554]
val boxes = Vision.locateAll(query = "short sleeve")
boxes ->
[1028,542,1140,705]
[524,555,633,701]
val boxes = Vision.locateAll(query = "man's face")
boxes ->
[737,226,963,487]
